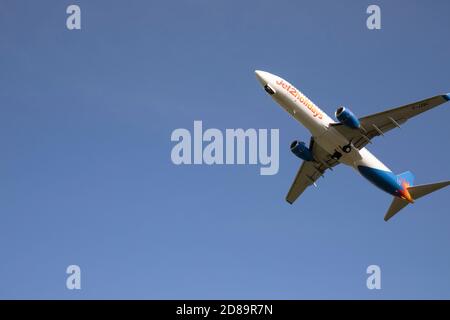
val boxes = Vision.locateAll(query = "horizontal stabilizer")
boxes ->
[408,181,450,200]
[384,180,450,221]
[384,197,409,221]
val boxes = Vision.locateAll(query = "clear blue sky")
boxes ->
[0,0,449,299]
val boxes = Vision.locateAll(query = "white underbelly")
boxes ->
[314,126,391,171]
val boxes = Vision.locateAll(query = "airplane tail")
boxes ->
[384,179,450,221]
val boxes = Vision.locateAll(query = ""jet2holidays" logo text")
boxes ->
[275,79,323,119]
[171,121,279,175]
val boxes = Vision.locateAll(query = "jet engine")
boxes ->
[335,106,360,129]
[290,140,313,161]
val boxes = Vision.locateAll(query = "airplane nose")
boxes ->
[255,70,267,86]
[255,70,276,95]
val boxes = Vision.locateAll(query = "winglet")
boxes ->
[443,93,450,101]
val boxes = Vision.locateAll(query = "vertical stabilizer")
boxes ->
[396,171,415,186]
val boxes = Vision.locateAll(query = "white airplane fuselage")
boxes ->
[255,70,413,202]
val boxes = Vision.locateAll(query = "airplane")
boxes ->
[255,70,450,221]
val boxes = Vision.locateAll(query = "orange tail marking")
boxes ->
[399,181,414,203]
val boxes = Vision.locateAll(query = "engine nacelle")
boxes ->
[290,140,313,161]
[335,106,360,129]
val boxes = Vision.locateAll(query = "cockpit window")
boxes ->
[264,84,276,95]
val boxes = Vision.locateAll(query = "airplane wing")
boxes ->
[331,94,449,150]
[286,137,340,204]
